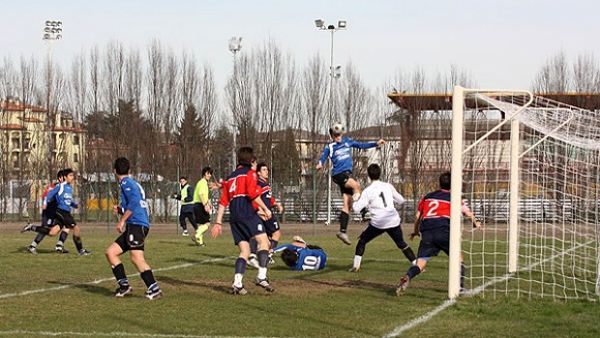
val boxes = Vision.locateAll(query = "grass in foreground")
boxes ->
[1,225,599,338]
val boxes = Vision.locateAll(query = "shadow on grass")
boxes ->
[158,275,230,293]
[47,280,114,296]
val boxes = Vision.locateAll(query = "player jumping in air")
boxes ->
[396,171,482,295]
[210,147,275,295]
[316,123,385,245]
[349,163,416,272]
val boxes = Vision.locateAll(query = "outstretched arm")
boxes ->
[462,204,482,229]
[316,145,331,170]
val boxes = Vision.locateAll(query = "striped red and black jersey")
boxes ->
[417,189,469,232]
[219,165,262,222]
[252,178,276,210]
[418,189,452,231]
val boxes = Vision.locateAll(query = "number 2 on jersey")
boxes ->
[425,200,439,217]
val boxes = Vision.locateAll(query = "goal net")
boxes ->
[449,86,600,301]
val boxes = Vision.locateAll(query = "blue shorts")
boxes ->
[417,228,450,259]
[263,215,280,237]
[230,214,266,245]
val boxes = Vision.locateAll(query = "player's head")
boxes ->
[179,176,187,185]
[237,146,254,166]
[439,171,451,190]
[257,162,269,179]
[62,168,75,183]
[201,167,212,179]
[56,169,65,183]
[367,163,381,181]
[281,249,298,267]
[329,122,346,140]
[113,157,130,176]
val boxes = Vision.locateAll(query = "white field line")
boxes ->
[0,257,232,300]
[0,330,289,338]
[382,240,593,338]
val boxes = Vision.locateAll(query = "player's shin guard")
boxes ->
[112,263,129,287]
[249,238,258,254]
[257,250,269,280]
[140,269,158,289]
[355,238,367,256]
[339,211,349,233]
[32,233,46,247]
[56,231,68,247]
[407,265,421,280]
[269,239,278,250]
[402,246,417,264]
[73,235,83,252]
[234,257,247,287]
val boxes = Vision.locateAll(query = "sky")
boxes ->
[2,0,600,92]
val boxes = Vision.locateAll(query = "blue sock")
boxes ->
[235,257,247,274]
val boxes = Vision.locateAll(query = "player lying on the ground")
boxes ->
[171,176,196,237]
[273,236,327,271]
[210,146,275,295]
[396,171,482,296]
[349,163,416,272]
[316,122,385,245]
[105,157,162,300]
[22,168,91,256]
[248,162,284,268]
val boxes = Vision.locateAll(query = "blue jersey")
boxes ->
[46,183,78,212]
[274,244,327,271]
[318,136,378,176]
[119,176,150,228]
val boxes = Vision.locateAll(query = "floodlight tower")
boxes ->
[229,37,242,170]
[315,19,346,225]
[43,20,63,179]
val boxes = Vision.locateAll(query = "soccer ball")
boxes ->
[329,123,346,136]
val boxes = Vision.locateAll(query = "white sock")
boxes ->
[257,267,267,280]
[353,255,362,269]
[233,273,244,287]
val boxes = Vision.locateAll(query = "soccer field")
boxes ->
[1,223,599,338]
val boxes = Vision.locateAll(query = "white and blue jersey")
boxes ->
[274,244,327,271]
[318,136,378,176]
[119,176,150,228]
[46,182,78,212]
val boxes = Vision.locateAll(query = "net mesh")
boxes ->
[459,90,600,301]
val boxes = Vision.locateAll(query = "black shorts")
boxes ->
[417,228,450,259]
[55,209,76,229]
[41,212,56,227]
[263,215,280,237]
[230,214,266,245]
[115,224,149,252]
[332,171,354,196]
[358,223,408,249]
[193,203,210,224]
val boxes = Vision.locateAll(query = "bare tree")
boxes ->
[533,51,570,93]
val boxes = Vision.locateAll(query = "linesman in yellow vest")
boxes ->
[172,176,197,237]
[192,167,213,246]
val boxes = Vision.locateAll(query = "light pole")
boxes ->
[315,19,346,225]
[43,20,62,180]
[228,36,242,171]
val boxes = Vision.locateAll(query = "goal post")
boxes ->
[449,86,600,301]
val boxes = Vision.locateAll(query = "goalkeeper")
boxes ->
[274,236,327,271]
[396,171,482,295]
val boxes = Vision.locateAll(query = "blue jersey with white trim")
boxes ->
[274,243,327,271]
[119,176,150,228]
[318,136,378,176]
[46,182,78,212]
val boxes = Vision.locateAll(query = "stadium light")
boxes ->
[314,19,347,225]
[43,19,63,179]
[229,36,243,170]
